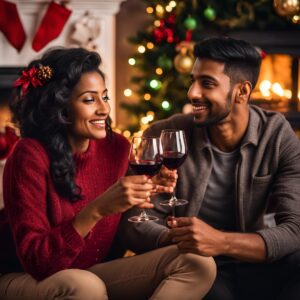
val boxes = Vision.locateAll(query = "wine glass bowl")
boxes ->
[160,129,188,207]
[128,136,162,222]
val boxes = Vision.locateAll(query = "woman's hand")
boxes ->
[94,175,154,216]
[151,165,177,194]
[73,175,153,237]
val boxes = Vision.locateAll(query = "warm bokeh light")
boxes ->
[144,93,151,101]
[124,89,132,97]
[138,45,146,53]
[272,82,284,97]
[146,42,154,49]
[155,4,164,14]
[146,6,154,14]
[128,58,136,65]
[154,20,161,27]
[169,1,177,8]
[259,80,272,97]
[155,67,163,75]
[165,5,173,12]
[123,130,131,138]
[162,100,170,109]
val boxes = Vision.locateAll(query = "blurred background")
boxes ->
[0,0,300,139]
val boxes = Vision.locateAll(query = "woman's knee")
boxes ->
[39,269,108,300]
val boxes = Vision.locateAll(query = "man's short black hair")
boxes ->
[194,37,262,89]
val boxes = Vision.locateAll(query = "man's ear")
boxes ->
[235,81,252,103]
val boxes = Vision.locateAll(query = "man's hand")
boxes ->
[151,165,177,194]
[169,217,227,257]
[168,216,267,262]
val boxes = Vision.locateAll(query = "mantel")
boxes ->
[0,0,126,122]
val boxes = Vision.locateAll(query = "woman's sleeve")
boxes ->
[3,140,85,280]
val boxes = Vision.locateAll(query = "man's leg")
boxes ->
[88,245,216,300]
[204,261,237,300]
[275,250,300,299]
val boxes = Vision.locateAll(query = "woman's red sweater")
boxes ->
[0,133,130,280]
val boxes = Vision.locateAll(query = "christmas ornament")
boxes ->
[273,0,300,17]
[152,14,178,44]
[70,11,101,50]
[0,0,26,52]
[203,7,216,21]
[184,16,197,30]
[157,55,173,70]
[174,41,194,74]
[32,1,72,52]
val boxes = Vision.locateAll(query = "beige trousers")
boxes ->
[0,246,216,300]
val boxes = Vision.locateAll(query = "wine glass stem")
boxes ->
[139,209,149,221]
[170,187,177,216]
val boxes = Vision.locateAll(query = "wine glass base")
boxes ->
[128,215,159,223]
[160,198,188,207]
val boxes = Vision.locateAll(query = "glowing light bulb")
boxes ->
[146,6,154,14]
[162,100,170,110]
[124,89,132,97]
[128,58,136,65]
[144,93,151,101]
[146,42,154,49]
[169,1,177,8]
[155,67,163,75]
[138,45,146,53]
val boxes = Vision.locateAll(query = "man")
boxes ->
[119,37,300,299]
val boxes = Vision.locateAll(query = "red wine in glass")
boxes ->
[128,137,162,223]
[160,130,188,208]
[129,160,162,177]
[162,151,187,170]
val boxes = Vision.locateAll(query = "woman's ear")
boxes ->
[235,81,252,104]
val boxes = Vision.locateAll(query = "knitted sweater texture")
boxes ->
[0,133,130,280]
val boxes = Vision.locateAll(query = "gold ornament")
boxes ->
[174,41,195,74]
[273,0,300,17]
[37,65,53,81]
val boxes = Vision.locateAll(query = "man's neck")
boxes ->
[208,109,249,152]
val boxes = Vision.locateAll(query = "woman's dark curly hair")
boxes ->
[12,47,111,202]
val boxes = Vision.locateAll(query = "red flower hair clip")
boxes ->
[14,65,53,95]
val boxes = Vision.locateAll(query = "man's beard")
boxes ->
[193,90,232,128]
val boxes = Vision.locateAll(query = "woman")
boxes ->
[0,48,216,300]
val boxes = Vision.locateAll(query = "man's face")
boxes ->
[187,58,234,127]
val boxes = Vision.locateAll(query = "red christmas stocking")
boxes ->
[32,1,72,52]
[0,0,26,52]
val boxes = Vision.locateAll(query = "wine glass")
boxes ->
[160,129,188,209]
[128,136,162,222]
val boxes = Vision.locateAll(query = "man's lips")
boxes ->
[191,102,210,114]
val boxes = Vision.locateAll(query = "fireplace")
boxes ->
[224,30,300,136]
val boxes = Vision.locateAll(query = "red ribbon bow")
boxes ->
[14,67,43,95]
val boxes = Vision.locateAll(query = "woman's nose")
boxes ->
[96,100,110,115]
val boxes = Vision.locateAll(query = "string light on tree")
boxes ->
[138,45,146,53]
[144,93,151,101]
[162,100,171,110]
[124,89,132,97]
[146,6,154,14]
[149,79,162,90]
[128,58,136,65]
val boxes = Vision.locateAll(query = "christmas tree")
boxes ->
[120,0,300,135]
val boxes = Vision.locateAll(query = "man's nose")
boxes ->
[187,83,202,101]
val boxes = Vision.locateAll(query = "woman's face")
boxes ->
[67,71,110,152]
